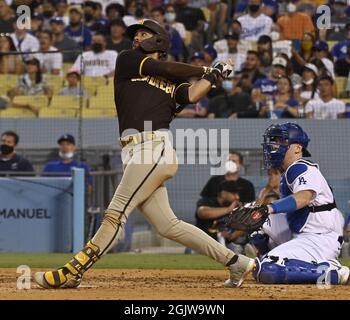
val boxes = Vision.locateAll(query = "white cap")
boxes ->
[272,57,287,68]
[303,63,319,76]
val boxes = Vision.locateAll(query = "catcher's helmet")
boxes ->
[126,19,170,59]
[262,122,311,169]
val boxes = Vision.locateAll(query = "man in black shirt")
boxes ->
[196,181,248,252]
[201,150,255,203]
[335,44,350,77]
[106,19,132,53]
[0,131,33,173]
[174,0,206,32]
[196,181,240,240]
[0,0,15,34]
[35,19,254,290]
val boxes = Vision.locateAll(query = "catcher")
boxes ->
[34,19,255,289]
[225,122,349,285]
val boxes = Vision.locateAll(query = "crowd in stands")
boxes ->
[0,0,349,119]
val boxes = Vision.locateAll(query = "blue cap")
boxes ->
[31,12,44,20]
[204,45,217,61]
[313,40,328,51]
[50,16,65,24]
[191,51,204,61]
[57,134,75,145]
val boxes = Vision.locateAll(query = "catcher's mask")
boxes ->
[262,122,311,169]
[126,19,170,60]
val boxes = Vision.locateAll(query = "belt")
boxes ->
[308,201,337,213]
[120,132,157,148]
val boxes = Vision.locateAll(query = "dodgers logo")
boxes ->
[298,177,307,185]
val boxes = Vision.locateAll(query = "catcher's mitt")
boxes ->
[224,204,270,233]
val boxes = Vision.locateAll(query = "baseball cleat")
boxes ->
[224,254,256,288]
[34,269,82,289]
[338,266,350,285]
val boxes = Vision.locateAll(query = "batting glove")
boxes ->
[212,60,234,79]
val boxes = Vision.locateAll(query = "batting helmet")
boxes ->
[262,123,311,169]
[126,19,170,58]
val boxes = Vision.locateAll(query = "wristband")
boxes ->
[202,69,221,86]
[271,195,297,214]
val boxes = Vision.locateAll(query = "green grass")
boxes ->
[0,253,223,269]
[0,253,349,270]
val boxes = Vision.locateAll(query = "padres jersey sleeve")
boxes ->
[115,49,150,79]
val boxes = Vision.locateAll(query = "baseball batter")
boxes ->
[34,20,254,289]
[252,122,349,285]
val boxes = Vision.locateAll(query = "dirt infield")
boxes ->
[1,268,349,300]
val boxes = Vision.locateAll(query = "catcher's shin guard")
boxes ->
[254,258,350,285]
[34,241,100,289]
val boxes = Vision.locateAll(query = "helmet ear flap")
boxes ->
[139,34,168,60]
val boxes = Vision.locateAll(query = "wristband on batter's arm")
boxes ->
[270,195,297,214]
[201,67,221,86]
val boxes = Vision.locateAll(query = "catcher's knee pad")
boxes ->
[249,232,270,256]
[255,258,341,285]
[64,241,101,276]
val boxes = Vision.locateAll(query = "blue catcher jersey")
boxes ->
[280,159,344,234]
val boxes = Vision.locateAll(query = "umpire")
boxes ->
[34,19,254,289]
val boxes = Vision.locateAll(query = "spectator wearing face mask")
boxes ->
[151,6,184,61]
[200,150,255,203]
[71,33,118,77]
[295,63,319,103]
[277,1,315,41]
[43,134,92,189]
[291,32,316,75]
[64,5,92,50]
[0,131,34,173]
[164,3,186,41]
[207,72,256,119]
[123,0,146,27]
[84,1,109,35]
[237,0,273,41]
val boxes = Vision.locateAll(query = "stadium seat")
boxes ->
[0,74,18,90]
[13,95,49,109]
[50,95,87,109]
[45,75,64,94]
[0,107,36,118]
[335,77,348,98]
[82,76,108,88]
[96,84,114,97]
[63,63,73,75]
[81,108,117,118]
[89,95,115,109]
[39,107,76,118]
